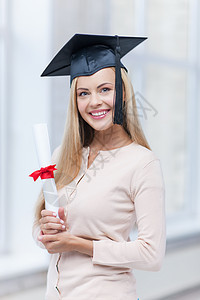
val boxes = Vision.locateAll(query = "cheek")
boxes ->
[107,93,115,107]
[77,100,87,114]
[101,91,115,106]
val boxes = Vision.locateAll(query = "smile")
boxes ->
[89,110,110,119]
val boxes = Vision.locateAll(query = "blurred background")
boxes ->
[0,0,200,299]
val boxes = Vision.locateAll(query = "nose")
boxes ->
[90,91,103,106]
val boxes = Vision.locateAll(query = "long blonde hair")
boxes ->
[33,68,151,225]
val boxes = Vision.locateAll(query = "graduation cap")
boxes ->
[41,33,147,125]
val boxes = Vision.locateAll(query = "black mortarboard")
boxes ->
[41,34,147,125]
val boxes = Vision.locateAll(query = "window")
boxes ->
[0,0,8,254]
[109,0,200,239]
[143,0,200,238]
[0,0,53,278]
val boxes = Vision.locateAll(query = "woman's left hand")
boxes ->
[38,230,75,254]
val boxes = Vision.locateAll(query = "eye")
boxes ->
[101,87,110,93]
[78,91,88,97]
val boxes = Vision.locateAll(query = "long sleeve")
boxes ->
[92,158,166,272]
[32,224,46,249]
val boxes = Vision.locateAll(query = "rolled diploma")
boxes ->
[33,123,59,216]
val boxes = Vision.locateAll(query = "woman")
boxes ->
[33,34,166,300]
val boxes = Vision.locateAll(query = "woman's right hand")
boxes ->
[39,207,69,235]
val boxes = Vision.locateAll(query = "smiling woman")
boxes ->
[77,68,118,135]
[76,67,136,153]
[32,34,166,300]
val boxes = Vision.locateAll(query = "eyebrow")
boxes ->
[77,82,114,91]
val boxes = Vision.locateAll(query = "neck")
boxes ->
[91,124,132,151]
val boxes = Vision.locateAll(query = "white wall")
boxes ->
[135,242,200,299]
[0,0,52,277]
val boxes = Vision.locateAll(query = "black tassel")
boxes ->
[113,35,123,125]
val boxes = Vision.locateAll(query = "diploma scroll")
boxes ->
[32,123,60,217]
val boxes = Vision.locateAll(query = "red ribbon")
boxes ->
[29,164,57,181]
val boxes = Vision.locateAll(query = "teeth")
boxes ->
[91,110,108,116]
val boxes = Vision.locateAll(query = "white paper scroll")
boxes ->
[33,123,60,216]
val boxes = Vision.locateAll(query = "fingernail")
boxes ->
[60,220,64,224]
[38,235,43,241]
[62,225,65,229]
[53,212,57,216]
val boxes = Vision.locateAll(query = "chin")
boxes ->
[91,122,113,132]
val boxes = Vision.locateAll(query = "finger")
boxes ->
[40,216,62,225]
[41,210,57,218]
[41,222,66,231]
[58,207,69,229]
[58,207,67,222]
[42,229,59,235]
[38,234,57,243]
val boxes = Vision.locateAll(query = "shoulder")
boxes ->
[128,142,159,168]
[128,143,164,184]
[129,144,165,195]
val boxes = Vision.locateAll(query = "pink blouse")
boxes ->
[33,141,166,300]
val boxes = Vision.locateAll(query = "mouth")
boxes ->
[89,109,111,120]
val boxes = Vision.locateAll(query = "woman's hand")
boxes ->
[37,230,75,254]
[38,231,93,256]
[38,207,93,256]
[39,207,69,235]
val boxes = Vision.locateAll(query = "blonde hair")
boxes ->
[33,68,151,225]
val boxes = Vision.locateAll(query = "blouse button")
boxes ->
[56,263,59,273]
[55,286,60,294]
